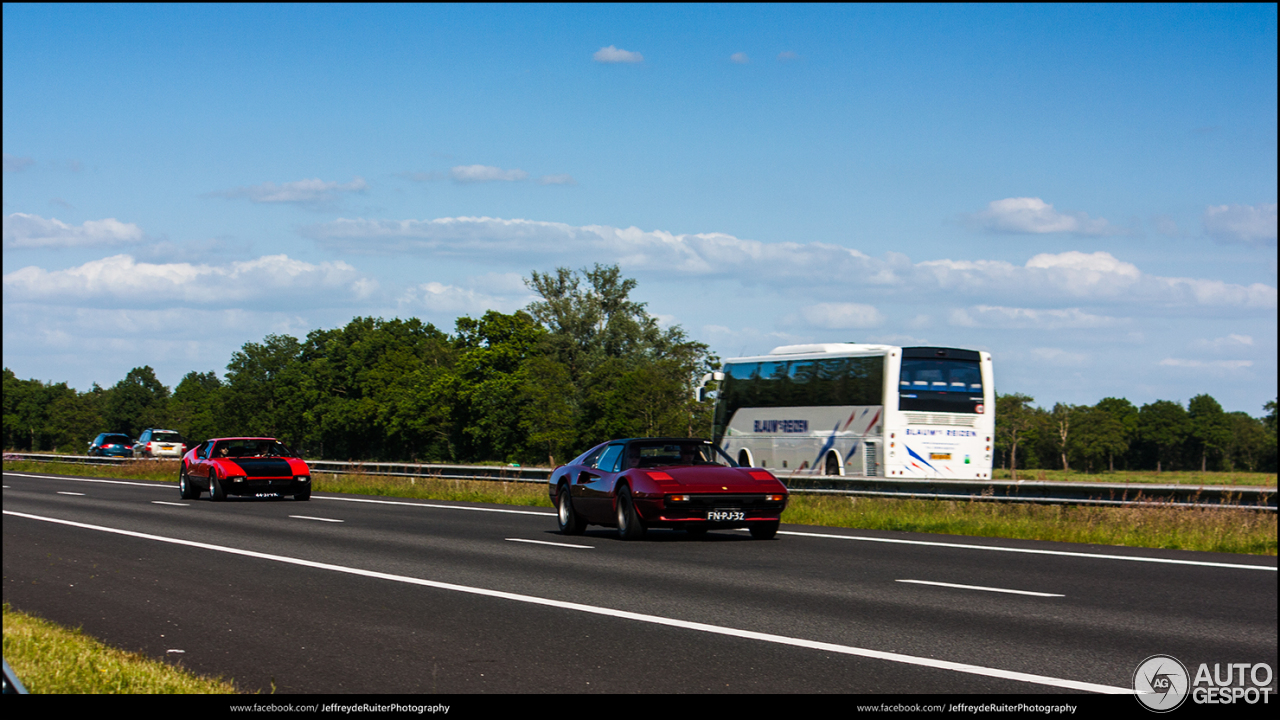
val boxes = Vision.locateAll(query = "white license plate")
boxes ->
[708,510,745,521]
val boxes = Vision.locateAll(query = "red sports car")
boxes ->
[179,437,312,501]
[549,437,789,540]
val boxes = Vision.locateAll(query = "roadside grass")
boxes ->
[5,459,1275,555]
[2,603,237,694]
[781,494,1277,556]
[3,458,181,483]
[992,467,1277,487]
[312,469,552,507]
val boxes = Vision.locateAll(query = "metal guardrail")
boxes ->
[782,473,1276,511]
[3,452,1274,510]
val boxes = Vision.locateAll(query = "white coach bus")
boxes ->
[705,344,994,479]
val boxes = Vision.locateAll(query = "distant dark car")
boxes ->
[88,433,135,458]
[549,437,789,540]
[179,437,311,501]
[134,428,186,458]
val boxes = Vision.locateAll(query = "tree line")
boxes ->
[994,394,1277,475]
[4,264,1276,472]
[2,265,716,466]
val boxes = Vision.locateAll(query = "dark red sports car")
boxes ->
[549,437,789,540]
[179,437,311,501]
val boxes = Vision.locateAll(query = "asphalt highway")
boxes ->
[3,470,1276,695]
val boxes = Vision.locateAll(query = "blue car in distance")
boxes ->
[88,433,135,458]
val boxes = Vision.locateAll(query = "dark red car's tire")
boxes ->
[749,520,780,540]
[294,488,311,501]
[615,486,646,540]
[557,485,586,535]
[209,473,226,502]
[179,468,199,499]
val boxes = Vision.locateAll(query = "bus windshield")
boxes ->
[897,357,984,413]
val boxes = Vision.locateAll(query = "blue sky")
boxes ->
[3,4,1276,414]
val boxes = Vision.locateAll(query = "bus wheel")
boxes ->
[824,452,840,476]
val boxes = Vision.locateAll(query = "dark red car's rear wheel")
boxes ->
[615,486,646,540]
[557,485,586,535]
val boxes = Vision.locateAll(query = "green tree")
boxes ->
[1050,402,1077,471]
[170,371,225,443]
[222,335,305,445]
[517,354,576,466]
[449,310,546,462]
[1222,412,1267,472]
[1187,394,1231,472]
[1069,405,1127,474]
[994,393,1039,478]
[1139,400,1189,472]
[297,317,454,460]
[103,366,170,439]
[523,264,714,454]
[45,387,104,453]
[1094,397,1138,471]
[1260,399,1278,473]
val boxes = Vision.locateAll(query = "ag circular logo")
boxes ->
[1134,655,1190,712]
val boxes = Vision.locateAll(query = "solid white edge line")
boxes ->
[56,491,86,496]
[289,515,344,523]
[4,509,1128,694]
[778,530,1278,571]
[897,579,1065,597]
[5,472,169,489]
[505,538,594,549]
[5,471,555,516]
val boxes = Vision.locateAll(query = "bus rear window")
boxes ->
[898,358,984,413]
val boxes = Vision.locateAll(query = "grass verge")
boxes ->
[783,494,1276,556]
[5,459,1276,555]
[992,467,1277,487]
[2,603,237,694]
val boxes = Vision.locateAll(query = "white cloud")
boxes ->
[730,52,749,64]
[3,213,145,248]
[966,197,1121,236]
[398,282,520,316]
[800,302,884,329]
[1203,203,1278,245]
[2,254,374,308]
[948,305,1124,329]
[450,165,529,183]
[208,177,367,207]
[593,45,643,63]
[777,51,799,61]
[300,216,1277,312]
[1159,358,1254,372]
[922,251,1275,310]
[1191,334,1254,352]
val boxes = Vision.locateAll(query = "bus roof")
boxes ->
[720,343,989,364]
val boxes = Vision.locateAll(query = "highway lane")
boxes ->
[3,470,1276,694]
